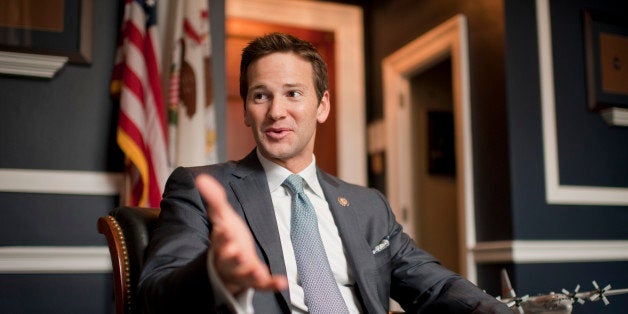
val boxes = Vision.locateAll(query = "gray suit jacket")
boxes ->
[138,150,510,313]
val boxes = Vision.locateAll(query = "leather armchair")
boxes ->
[98,206,160,314]
[98,206,405,313]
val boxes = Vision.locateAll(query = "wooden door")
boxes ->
[225,18,337,175]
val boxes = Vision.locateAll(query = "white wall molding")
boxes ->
[3,241,625,274]
[600,107,628,127]
[227,0,366,186]
[0,169,123,195]
[473,240,628,263]
[0,51,68,78]
[0,246,111,273]
[536,0,628,206]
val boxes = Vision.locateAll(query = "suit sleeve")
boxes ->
[137,167,232,313]
[371,190,511,314]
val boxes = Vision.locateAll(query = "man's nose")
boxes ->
[267,99,287,120]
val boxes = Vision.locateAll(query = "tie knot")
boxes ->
[283,174,304,195]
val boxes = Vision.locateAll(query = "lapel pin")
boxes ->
[337,197,349,207]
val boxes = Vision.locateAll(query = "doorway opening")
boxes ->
[410,59,460,273]
[382,15,476,281]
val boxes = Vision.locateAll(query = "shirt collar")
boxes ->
[256,149,324,198]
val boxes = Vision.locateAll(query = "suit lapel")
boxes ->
[228,151,291,309]
[226,153,383,312]
[318,171,384,313]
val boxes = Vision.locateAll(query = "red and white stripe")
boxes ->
[112,0,168,207]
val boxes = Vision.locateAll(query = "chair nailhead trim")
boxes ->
[106,215,133,312]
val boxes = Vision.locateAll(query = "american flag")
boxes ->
[111,0,168,207]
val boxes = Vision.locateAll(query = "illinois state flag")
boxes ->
[111,0,169,207]
[166,0,218,167]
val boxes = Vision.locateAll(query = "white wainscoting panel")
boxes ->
[0,169,123,195]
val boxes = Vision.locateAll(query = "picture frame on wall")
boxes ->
[584,10,628,112]
[0,0,92,64]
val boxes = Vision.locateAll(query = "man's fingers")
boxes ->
[269,276,288,291]
[195,174,230,223]
[243,259,288,291]
[252,272,288,291]
[215,253,288,292]
[196,174,288,293]
[231,263,288,292]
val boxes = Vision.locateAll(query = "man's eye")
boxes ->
[287,90,303,98]
[253,93,269,101]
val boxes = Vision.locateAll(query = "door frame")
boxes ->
[382,15,477,281]
[226,0,366,185]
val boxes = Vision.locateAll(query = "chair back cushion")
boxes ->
[109,206,160,272]
[99,206,160,314]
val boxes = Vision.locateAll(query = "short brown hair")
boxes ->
[240,32,329,104]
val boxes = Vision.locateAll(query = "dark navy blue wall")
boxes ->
[505,0,628,240]
[0,14,123,171]
[500,1,628,312]
[0,1,226,313]
[362,0,628,312]
[0,193,116,246]
[0,274,114,313]
[0,0,121,312]
[550,0,628,188]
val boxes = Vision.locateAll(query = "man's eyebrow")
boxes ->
[283,83,305,89]
[248,83,305,91]
[248,84,268,91]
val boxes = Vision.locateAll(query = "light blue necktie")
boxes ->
[282,174,349,313]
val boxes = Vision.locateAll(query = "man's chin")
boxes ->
[262,152,292,162]
[259,146,293,161]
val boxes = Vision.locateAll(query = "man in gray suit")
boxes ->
[138,33,511,313]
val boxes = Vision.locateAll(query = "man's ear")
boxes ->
[316,91,331,124]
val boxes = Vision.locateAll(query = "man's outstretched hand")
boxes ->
[195,174,288,296]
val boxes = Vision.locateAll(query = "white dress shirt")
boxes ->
[257,151,362,313]
[208,151,362,313]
